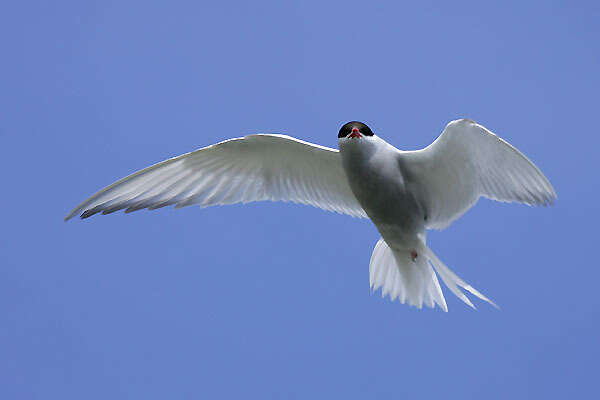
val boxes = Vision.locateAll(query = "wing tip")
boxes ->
[64,209,81,222]
[80,208,100,219]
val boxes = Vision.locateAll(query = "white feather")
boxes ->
[369,238,448,311]
[369,237,497,311]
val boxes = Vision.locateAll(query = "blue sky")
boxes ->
[2,1,599,398]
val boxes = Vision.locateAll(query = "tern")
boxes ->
[66,119,556,311]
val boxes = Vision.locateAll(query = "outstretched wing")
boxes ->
[402,119,556,230]
[65,134,367,220]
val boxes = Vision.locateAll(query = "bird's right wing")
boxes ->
[65,134,367,220]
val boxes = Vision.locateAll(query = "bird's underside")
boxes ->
[66,119,556,311]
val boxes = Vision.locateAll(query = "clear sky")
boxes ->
[2,1,598,398]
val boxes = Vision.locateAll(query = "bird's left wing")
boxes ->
[401,119,556,230]
[65,134,367,220]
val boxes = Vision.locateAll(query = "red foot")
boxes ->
[410,249,418,262]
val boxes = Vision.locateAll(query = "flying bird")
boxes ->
[65,119,556,311]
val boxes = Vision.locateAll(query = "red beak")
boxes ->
[348,127,362,139]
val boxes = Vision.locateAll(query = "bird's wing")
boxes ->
[65,134,367,220]
[401,119,556,230]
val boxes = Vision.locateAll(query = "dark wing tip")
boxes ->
[80,209,99,219]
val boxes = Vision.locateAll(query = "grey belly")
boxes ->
[345,164,425,247]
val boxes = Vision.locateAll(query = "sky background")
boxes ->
[2,1,599,398]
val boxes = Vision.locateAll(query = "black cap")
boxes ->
[338,121,374,138]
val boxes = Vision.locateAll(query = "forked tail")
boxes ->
[369,238,498,311]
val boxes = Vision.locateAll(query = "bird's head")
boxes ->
[337,121,374,141]
[337,121,379,156]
